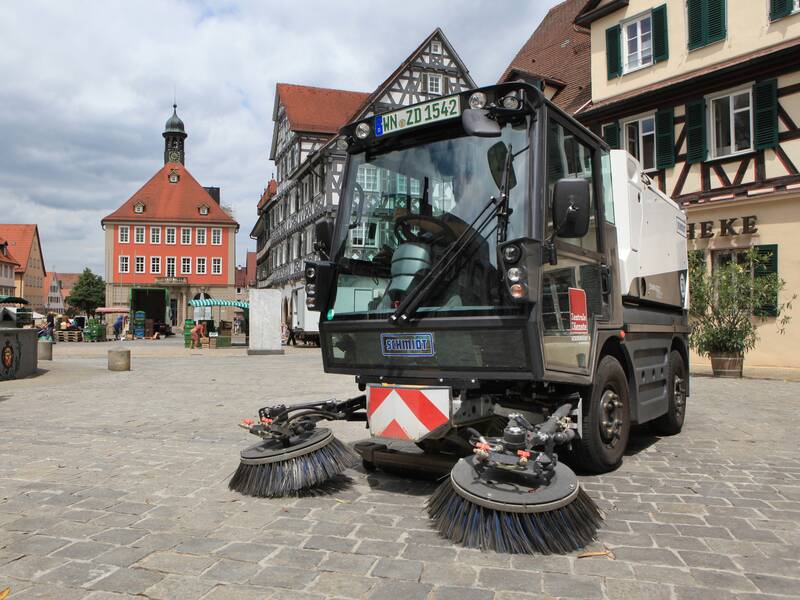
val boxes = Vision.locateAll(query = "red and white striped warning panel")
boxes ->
[367,385,451,442]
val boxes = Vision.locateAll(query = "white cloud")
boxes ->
[0,0,557,275]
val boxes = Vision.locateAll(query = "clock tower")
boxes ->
[163,104,187,165]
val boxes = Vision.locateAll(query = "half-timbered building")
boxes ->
[252,28,475,327]
[546,0,800,368]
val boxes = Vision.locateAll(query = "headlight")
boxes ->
[355,122,370,139]
[468,92,487,109]
[502,244,521,264]
[305,266,316,280]
[501,95,521,110]
[305,298,316,308]
[507,267,523,283]
[306,284,316,295]
[509,283,527,299]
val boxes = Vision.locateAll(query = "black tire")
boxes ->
[651,350,687,436]
[570,355,631,474]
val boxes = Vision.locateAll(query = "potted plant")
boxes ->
[688,248,793,377]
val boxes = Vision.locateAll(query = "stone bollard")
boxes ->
[38,340,53,361]
[108,348,131,371]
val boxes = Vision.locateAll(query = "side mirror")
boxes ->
[314,218,335,257]
[462,109,501,138]
[552,178,591,238]
[488,142,517,191]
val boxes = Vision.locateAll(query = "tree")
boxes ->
[688,249,793,357]
[65,268,106,316]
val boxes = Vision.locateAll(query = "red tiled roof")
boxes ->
[500,0,592,114]
[0,224,43,275]
[257,178,278,210]
[0,236,20,267]
[58,272,81,302]
[246,251,256,287]
[102,162,237,226]
[235,265,246,288]
[276,84,369,135]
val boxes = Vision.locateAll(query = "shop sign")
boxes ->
[688,215,757,240]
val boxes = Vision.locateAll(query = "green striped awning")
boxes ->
[188,298,249,308]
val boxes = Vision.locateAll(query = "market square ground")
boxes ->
[1,340,799,599]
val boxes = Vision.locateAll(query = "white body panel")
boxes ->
[609,150,688,308]
[292,287,320,334]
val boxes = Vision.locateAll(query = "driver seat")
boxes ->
[379,242,432,308]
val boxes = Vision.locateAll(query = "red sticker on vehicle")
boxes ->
[569,287,589,334]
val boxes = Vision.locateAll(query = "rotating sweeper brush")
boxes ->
[428,404,603,554]
[229,396,366,497]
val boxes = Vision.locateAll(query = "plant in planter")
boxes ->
[688,248,794,377]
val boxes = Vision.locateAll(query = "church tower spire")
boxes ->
[163,104,187,165]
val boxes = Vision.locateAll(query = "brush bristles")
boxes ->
[229,436,358,498]
[427,479,602,554]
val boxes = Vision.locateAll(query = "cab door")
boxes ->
[540,115,607,375]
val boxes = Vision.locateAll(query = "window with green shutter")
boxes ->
[602,122,620,149]
[685,99,707,164]
[655,108,675,169]
[606,25,622,79]
[754,244,779,316]
[754,79,779,150]
[687,0,727,50]
[770,0,794,21]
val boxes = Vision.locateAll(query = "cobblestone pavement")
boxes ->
[1,340,799,599]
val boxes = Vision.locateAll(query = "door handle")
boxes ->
[600,264,612,296]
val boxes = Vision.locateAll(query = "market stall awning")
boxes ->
[0,296,29,304]
[96,306,131,314]
[188,299,249,309]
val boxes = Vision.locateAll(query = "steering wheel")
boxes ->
[394,214,458,245]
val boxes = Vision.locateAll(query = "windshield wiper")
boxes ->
[348,182,366,230]
[389,194,501,324]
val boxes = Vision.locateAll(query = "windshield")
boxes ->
[330,121,529,320]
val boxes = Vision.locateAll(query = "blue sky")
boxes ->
[0,0,559,275]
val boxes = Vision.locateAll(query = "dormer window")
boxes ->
[133,202,145,214]
[431,40,442,54]
[168,168,180,184]
[199,204,209,216]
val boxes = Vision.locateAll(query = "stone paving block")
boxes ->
[354,539,404,558]
[511,554,572,574]
[678,550,740,570]
[214,541,277,562]
[250,565,318,590]
[572,556,634,578]
[4,534,70,555]
[319,551,376,575]
[605,578,672,600]
[0,555,65,580]
[542,572,604,599]
[130,532,185,551]
[478,567,542,593]
[200,583,275,599]
[265,547,325,569]
[673,585,744,600]
[303,535,357,553]
[144,574,216,600]
[353,524,405,541]
[309,571,375,596]
[429,586,493,600]
[366,580,433,600]
[90,567,164,594]
[174,536,229,555]
[36,561,115,587]
[401,543,458,562]
[632,564,699,586]
[370,557,423,581]
[136,550,217,576]
[745,572,800,596]
[690,568,759,592]
[420,562,477,586]
[202,558,261,584]
[95,546,153,568]
[10,584,87,599]
[610,546,684,566]
[52,540,115,560]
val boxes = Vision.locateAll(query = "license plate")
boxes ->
[375,96,461,137]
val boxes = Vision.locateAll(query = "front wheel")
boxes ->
[569,355,631,474]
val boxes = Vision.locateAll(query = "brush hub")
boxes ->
[449,454,580,513]
[239,427,333,465]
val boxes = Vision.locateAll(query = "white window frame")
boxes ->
[181,256,192,275]
[150,256,161,274]
[166,256,176,278]
[196,256,207,275]
[134,203,144,214]
[707,86,754,160]
[150,226,161,244]
[212,257,222,275]
[622,11,653,74]
[181,227,192,245]
[427,73,442,95]
[134,226,145,244]
[165,227,176,245]
[211,228,222,245]
[199,205,209,215]
[431,40,442,54]
[118,255,129,273]
[118,225,129,244]
[196,227,207,245]
[134,255,145,274]
[621,112,657,172]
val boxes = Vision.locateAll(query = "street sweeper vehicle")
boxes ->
[230,82,689,554]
